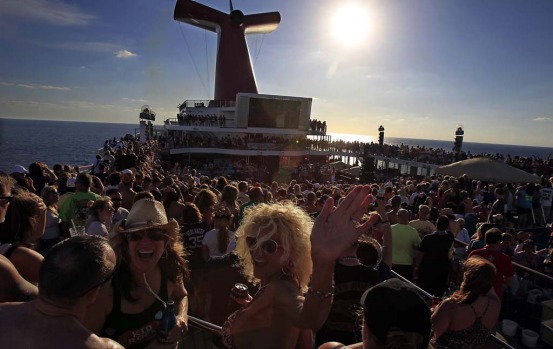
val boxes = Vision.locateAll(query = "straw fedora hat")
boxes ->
[117,199,179,233]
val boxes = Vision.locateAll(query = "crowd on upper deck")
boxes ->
[1,134,552,349]
[175,113,227,127]
[155,130,553,177]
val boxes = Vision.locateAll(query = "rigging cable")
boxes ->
[253,34,266,68]
[205,30,211,100]
[177,22,209,98]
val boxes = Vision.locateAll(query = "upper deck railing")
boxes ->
[177,100,236,110]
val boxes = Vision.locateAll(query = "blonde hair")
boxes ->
[235,202,313,292]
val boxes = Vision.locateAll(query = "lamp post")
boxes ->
[378,125,385,147]
[453,126,464,162]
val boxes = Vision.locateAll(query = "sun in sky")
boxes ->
[331,3,373,47]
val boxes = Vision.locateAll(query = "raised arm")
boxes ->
[90,175,105,195]
[295,185,378,329]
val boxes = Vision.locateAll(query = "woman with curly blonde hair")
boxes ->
[222,186,378,349]
[235,202,314,292]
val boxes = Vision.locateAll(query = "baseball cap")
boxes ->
[11,165,28,174]
[361,279,431,347]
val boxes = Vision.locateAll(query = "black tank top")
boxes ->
[101,272,168,349]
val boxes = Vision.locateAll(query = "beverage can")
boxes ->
[158,300,176,343]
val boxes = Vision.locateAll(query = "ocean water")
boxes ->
[0,118,137,173]
[1,118,551,173]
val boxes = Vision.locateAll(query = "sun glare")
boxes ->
[331,3,372,47]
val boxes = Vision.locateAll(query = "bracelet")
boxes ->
[306,286,335,300]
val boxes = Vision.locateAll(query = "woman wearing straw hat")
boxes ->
[85,199,189,349]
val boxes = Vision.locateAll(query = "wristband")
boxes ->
[306,286,335,300]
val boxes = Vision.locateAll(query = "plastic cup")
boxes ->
[69,226,86,237]
[521,329,539,348]
[502,319,518,336]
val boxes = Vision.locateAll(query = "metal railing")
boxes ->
[188,315,222,336]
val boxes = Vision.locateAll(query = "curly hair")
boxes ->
[235,202,313,292]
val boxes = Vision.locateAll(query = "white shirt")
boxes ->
[202,228,236,258]
[86,221,109,238]
[540,188,553,207]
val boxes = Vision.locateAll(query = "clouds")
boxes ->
[533,117,552,122]
[0,99,136,113]
[0,81,71,90]
[122,97,147,103]
[115,50,137,59]
[0,0,95,26]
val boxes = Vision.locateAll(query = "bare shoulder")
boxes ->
[81,333,124,349]
[318,342,363,349]
[10,246,44,264]
[432,298,457,315]
[97,336,125,349]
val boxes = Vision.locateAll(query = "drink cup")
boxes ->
[69,226,86,237]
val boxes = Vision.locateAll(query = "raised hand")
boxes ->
[311,185,377,263]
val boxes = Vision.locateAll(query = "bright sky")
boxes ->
[1,0,552,147]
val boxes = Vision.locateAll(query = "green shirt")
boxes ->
[391,223,421,265]
[58,191,101,226]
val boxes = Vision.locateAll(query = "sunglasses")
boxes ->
[0,196,14,204]
[246,236,281,254]
[125,229,169,242]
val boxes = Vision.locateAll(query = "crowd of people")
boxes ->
[175,113,228,127]
[154,128,553,177]
[1,135,552,349]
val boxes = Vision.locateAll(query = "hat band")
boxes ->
[126,220,168,230]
